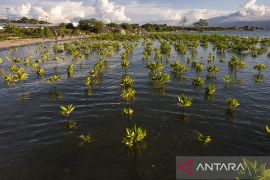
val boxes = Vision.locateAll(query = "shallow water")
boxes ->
[0,36,270,180]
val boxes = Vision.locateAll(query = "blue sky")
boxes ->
[0,0,270,24]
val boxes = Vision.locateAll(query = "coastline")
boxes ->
[0,36,85,50]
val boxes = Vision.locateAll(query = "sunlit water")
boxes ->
[0,33,270,180]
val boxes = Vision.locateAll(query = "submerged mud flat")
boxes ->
[0,33,270,179]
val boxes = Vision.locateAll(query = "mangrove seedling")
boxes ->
[47,75,61,83]
[265,125,270,135]
[197,131,212,145]
[152,73,170,85]
[121,59,129,70]
[60,104,75,117]
[177,95,192,112]
[62,120,77,129]
[36,67,45,77]
[121,88,136,101]
[122,107,134,118]
[122,124,147,148]
[84,76,92,87]
[226,97,240,111]
[223,75,232,83]
[15,72,28,82]
[196,64,204,73]
[79,133,92,144]
[207,65,219,76]
[236,159,270,180]
[170,61,188,77]
[192,77,205,87]
[205,84,216,96]
[121,75,134,88]
[3,74,15,85]
[67,64,75,77]
[147,62,163,74]
[254,64,267,75]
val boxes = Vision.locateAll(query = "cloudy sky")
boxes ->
[0,0,270,24]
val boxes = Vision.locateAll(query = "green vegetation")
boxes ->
[122,124,147,148]
[197,131,212,145]
[265,125,270,135]
[192,77,205,87]
[122,107,134,118]
[60,105,75,117]
[205,84,216,96]
[254,64,267,75]
[226,98,240,111]
[236,159,270,180]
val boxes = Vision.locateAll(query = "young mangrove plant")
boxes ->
[177,95,192,112]
[84,76,92,87]
[121,75,134,88]
[197,131,212,145]
[147,62,163,75]
[122,107,134,118]
[228,56,246,77]
[205,84,216,96]
[196,64,204,73]
[122,124,147,148]
[223,75,232,83]
[36,67,45,77]
[254,64,267,75]
[152,73,170,85]
[192,77,205,87]
[207,65,219,77]
[67,64,75,77]
[226,97,240,111]
[265,125,270,135]
[3,74,15,85]
[121,88,136,101]
[236,159,270,180]
[47,75,61,83]
[170,61,188,77]
[62,120,77,130]
[60,104,75,117]
[121,59,129,70]
[79,133,92,144]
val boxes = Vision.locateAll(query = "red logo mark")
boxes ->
[178,160,194,175]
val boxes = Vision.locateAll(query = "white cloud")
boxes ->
[94,0,130,22]
[3,0,270,24]
[239,0,270,17]
[124,2,232,24]
[7,0,130,23]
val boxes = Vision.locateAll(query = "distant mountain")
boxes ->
[140,20,181,26]
[207,13,270,29]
